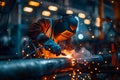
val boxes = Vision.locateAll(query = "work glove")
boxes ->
[43,39,61,56]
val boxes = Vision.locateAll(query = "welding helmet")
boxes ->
[54,15,78,42]
[61,15,78,32]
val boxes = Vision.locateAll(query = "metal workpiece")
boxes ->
[0,58,71,80]
[0,54,120,79]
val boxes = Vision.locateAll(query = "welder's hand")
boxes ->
[43,39,61,55]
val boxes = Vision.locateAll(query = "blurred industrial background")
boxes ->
[0,0,120,80]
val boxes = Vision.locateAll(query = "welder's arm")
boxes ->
[28,19,61,55]
[37,33,61,55]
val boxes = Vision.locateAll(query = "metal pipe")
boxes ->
[98,0,104,40]
[0,58,71,80]
[0,54,120,79]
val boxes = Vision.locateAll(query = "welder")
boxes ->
[27,15,78,58]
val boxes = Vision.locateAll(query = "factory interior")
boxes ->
[0,0,120,80]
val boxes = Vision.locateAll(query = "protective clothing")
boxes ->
[43,39,61,55]
[27,15,78,58]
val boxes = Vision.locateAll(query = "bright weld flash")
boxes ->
[65,55,72,59]
[58,54,73,59]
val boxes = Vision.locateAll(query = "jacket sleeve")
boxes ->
[27,19,50,44]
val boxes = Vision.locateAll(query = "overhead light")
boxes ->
[92,35,95,38]
[84,19,91,25]
[111,1,114,3]
[95,17,100,27]
[66,9,73,14]
[42,10,51,16]
[28,1,40,7]
[78,13,86,18]
[78,34,84,40]
[48,5,58,11]
[23,7,33,12]
[0,1,5,7]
